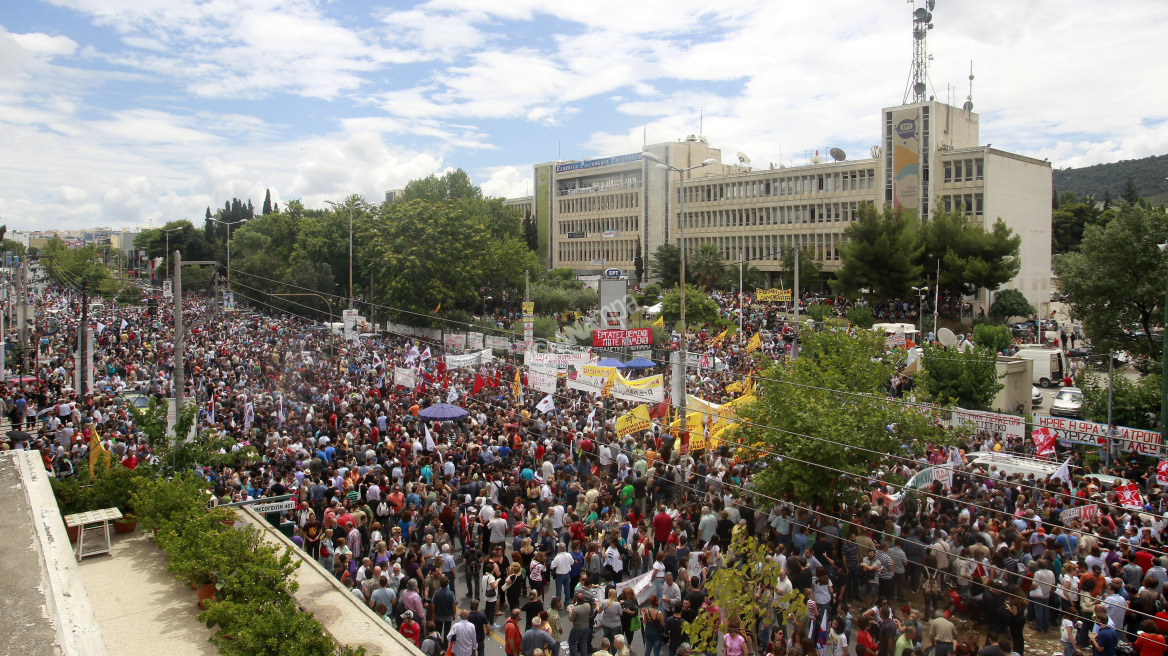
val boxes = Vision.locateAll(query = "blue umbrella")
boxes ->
[417,403,469,421]
[622,358,656,369]
[596,358,626,368]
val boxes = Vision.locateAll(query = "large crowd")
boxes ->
[4,276,1166,656]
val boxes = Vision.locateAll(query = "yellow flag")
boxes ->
[745,332,761,353]
[433,302,442,313]
[615,405,652,437]
[653,315,664,328]
[714,327,728,345]
[512,370,522,397]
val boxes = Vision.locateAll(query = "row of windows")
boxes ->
[683,169,877,204]
[557,239,637,264]
[558,192,640,214]
[556,176,641,197]
[557,215,640,235]
[943,159,984,183]
[682,232,845,264]
[942,193,985,215]
[679,202,866,229]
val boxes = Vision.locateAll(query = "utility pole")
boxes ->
[18,259,27,378]
[1107,349,1115,469]
[525,269,530,301]
[793,248,800,322]
[80,277,88,397]
[738,250,744,334]
[173,250,184,415]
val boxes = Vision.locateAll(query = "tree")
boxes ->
[262,189,272,215]
[845,306,875,329]
[649,243,681,288]
[683,537,804,654]
[832,203,923,302]
[917,210,1021,298]
[1122,176,1141,205]
[522,212,539,253]
[918,345,1004,411]
[1052,200,1104,253]
[659,287,719,326]
[988,289,1036,321]
[1054,203,1168,358]
[717,263,765,291]
[399,169,481,203]
[633,239,645,283]
[972,323,1013,354]
[1081,371,1161,430]
[736,329,953,505]
[777,245,821,291]
[688,243,725,290]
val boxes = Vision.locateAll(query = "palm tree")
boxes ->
[688,243,726,290]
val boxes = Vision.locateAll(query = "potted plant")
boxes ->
[50,476,96,543]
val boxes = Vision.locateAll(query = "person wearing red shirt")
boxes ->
[398,610,422,646]
[1134,620,1167,656]
[1134,548,1155,574]
[652,505,673,551]
[854,617,879,656]
[503,609,523,656]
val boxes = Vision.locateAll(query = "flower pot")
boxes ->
[196,583,217,610]
[113,518,138,534]
[67,524,80,543]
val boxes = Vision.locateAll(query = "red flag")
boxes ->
[1116,483,1144,509]
[437,360,447,377]
[650,397,670,420]
[473,373,486,396]
[1158,460,1168,486]
[1031,427,1057,457]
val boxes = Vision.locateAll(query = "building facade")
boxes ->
[515,101,1052,314]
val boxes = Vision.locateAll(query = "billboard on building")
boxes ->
[891,108,920,219]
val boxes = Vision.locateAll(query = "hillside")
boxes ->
[1053,153,1168,205]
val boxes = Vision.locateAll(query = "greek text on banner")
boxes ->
[616,405,652,437]
[756,288,792,302]
[612,373,664,403]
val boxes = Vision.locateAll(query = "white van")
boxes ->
[1014,346,1066,388]
[967,451,1061,479]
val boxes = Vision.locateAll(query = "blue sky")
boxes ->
[1,0,1166,230]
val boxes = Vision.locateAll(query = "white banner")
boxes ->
[904,466,953,492]
[1060,504,1099,525]
[614,572,654,604]
[949,408,1026,441]
[566,365,616,395]
[485,335,511,351]
[445,349,494,370]
[525,352,592,369]
[342,309,359,339]
[251,499,296,514]
[527,366,559,394]
[611,374,665,404]
[467,332,484,350]
[1037,415,1164,457]
[386,321,416,336]
[393,367,417,389]
[444,333,467,350]
[418,327,443,342]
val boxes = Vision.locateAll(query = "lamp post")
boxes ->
[640,150,717,436]
[325,199,369,308]
[912,286,929,337]
[205,218,238,289]
[161,228,181,281]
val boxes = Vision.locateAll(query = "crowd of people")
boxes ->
[3,274,1167,656]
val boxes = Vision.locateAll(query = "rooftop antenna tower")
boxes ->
[902,0,935,104]
[963,60,975,112]
[699,106,704,137]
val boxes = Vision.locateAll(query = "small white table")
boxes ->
[64,508,122,561]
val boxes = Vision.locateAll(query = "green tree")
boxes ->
[659,287,719,326]
[988,289,1036,321]
[1052,199,1104,253]
[845,305,875,328]
[262,189,272,215]
[688,243,725,290]
[917,210,1021,299]
[1054,203,1168,358]
[736,329,953,505]
[399,169,481,203]
[717,262,765,291]
[972,323,1013,354]
[918,345,1004,411]
[650,243,681,288]
[1121,176,1141,205]
[633,239,645,283]
[778,245,821,291]
[832,203,923,302]
[1081,371,1161,429]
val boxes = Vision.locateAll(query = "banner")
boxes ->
[611,373,665,404]
[1116,483,1144,509]
[613,571,655,605]
[393,367,417,389]
[885,330,906,348]
[756,288,792,302]
[1032,427,1057,456]
[592,328,652,347]
[522,301,534,350]
[1159,460,1168,486]
[566,365,617,396]
[444,333,467,350]
[891,107,921,219]
[949,409,1027,441]
[527,352,592,370]
[1060,504,1099,525]
[904,466,954,492]
[527,366,559,395]
[418,327,443,342]
[485,335,512,351]
[467,332,484,350]
[1036,415,1164,457]
[615,404,652,437]
[386,321,416,336]
[445,349,494,369]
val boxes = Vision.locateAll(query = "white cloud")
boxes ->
[479,166,532,199]
[9,31,78,58]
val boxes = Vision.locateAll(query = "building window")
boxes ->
[975,193,984,215]
[943,162,952,183]
[964,160,974,182]
[963,194,973,214]
[943,196,952,212]
[975,158,984,180]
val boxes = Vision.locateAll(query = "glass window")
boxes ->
[943,196,952,212]
[975,193,984,215]
[964,194,973,214]
[943,162,952,183]
[965,160,974,181]
[975,159,984,180]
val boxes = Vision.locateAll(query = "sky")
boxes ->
[1,0,1166,231]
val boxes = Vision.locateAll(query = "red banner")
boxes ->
[1116,483,1144,509]
[592,328,652,347]
[1159,460,1168,486]
[1031,427,1057,456]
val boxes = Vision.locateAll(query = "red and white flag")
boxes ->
[1116,483,1144,509]
[1157,460,1168,486]
[1031,427,1057,457]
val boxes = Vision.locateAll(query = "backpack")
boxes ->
[376,501,390,518]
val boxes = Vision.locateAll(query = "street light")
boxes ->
[205,217,239,290]
[161,228,181,281]
[325,199,370,308]
[912,285,929,338]
[641,150,717,437]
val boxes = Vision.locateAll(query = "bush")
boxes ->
[805,303,833,323]
[639,283,661,306]
[972,323,1013,354]
[845,306,875,329]
[989,289,1036,321]
[660,287,719,325]
[548,268,576,282]
[443,309,474,329]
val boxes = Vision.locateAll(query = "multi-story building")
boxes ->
[512,100,1052,314]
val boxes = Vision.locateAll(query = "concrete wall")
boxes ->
[991,356,1033,414]
[983,149,1053,317]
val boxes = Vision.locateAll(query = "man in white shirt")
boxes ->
[1029,559,1057,632]
[551,544,575,601]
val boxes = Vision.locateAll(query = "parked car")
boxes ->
[1050,387,1085,419]
[117,390,153,418]
[1032,386,1043,407]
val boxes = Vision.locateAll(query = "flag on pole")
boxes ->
[745,331,762,353]
[714,327,728,345]
[96,321,107,335]
[120,318,128,332]
[536,394,555,414]
[652,315,664,328]
[1158,460,1168,486]
[1051,456,1073,484]
[473,372,486,396]
[421,347,431,360]
[512,370,522,398]
[88,432,111,477]
[372,352,383,368]
[244,401,255,429]
[433,302,442,313]
[1116,483,1145,509]
[405,345,419,364]
[1031,427,1057,457]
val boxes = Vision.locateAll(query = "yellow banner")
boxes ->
[522,302,534,314]
[725,381,743,394]
[746,332,762,353]
[618,373,662,389]
[653,315,664,327]
[615,404,652,437]
[756,288,791,302]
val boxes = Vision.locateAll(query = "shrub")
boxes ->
[972,323,1013,354]
[805,303,833,323]
[845,306,875,329]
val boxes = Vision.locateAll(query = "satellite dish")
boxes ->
[810,150,822,165]
[829,148,846,161]
[914,82,927,97]
[915,30,925,40]
[927,0,936,10]
[914,7,927,19]
[937,328,957,348]
[736,152,752,165]
[963,100,973,111]
[925,12,933,22]
[870,145,883,159]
